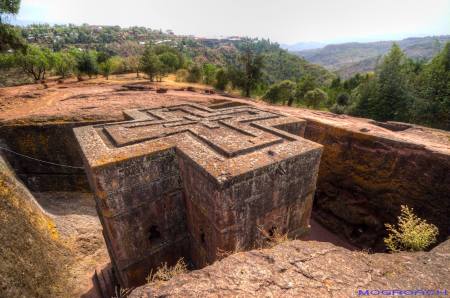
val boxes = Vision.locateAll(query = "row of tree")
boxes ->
[337,43,449,130]
[0,45,134,81]
[261,43,450,130]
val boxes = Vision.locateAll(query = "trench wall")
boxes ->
[0,121,109,192]
[303,119,450,250]
[1,115,449,252]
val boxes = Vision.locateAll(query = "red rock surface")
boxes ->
[130,239,450,298]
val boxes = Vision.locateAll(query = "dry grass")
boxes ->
[216,239,244,260]
[0,158,72,298]
[257,226,290,249]
[113,287,133,298]
[217,226,291,260]
[146,258,188,284]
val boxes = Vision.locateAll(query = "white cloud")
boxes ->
[18,0,450,43]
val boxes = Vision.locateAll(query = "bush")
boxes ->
[202,63,218,85]
[263,80,296,105]
[187,64,202,83]
[14,45,55,81]
[330,103,346,114]
[384,205,438,252]
[304,88,328,108]
[336,92,350,106]
[214,68,229,90]
[175,69,189,82]
[146,258,188,284]
[140,47,162,82]
[99,59,113,79]
[53,51,76,79]
[75,50,99,79]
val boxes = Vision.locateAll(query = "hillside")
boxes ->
[16,24,333,85]
[293,35,450,78]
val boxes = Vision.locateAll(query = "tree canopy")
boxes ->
[0,0,24,51]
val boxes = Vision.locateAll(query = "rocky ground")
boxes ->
[131,239,450,298]
[34,192,109,297]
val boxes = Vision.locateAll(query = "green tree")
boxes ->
[263,80,297,105]
[295,75,316,100]
[99,58,114,79]
[214,68,229,91]
[123,55,140,78]
[157,51,180,79]
[140,47,162,82]
[153,44,184,69]
[413,42,450,130]
[0,51,15,68]
[330,92,350,114]
[14,45,54,81]
[234,43,264,97]
[330,77,341,89]
[304,88,328,108]
[348,77,377,117]
[75,50,98,79]
[371,44,412,121]
[53,51,76,79]
[0,0,25,51]
[202,63,218,85]
[186,64,202,83]
[336,92,350,106]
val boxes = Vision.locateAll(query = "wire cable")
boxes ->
[0,146,84,169]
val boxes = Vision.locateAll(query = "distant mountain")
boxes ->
[280,42,325,52]
[293,35,450,78]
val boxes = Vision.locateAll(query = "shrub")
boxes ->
[74,50,99,79]
[140,47,161,82]
[263,80,296,105]
[53,51,76,79]
[14,45,55,81]
[384,205,438,252]
[202,63,218,85]
[304,88,328,108]
[175,69,189,82]
[175,68,189,82]
[214,68,229,90]
[336,92,350,106]
[330,103,346,114]
[146,258,188,284]
[186,64,202,83]
[256,225,289,249]
[99,59,113,80]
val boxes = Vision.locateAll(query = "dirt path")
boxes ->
[34,192,109,297]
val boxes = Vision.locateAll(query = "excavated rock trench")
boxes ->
[1,98,449,296]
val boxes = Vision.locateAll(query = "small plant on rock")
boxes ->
[146,258,188,284]
[257,225,289,249]
[384,205,438,252]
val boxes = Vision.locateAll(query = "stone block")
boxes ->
[74,103,323,287]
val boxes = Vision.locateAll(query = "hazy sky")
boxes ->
[16,0,450,44]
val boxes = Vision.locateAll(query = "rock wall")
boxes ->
[0,153,68,297]
[130,239,450,298]
[0,121,109,192]
[303,119,450,250]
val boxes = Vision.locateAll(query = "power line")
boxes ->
[0,146,84,169]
